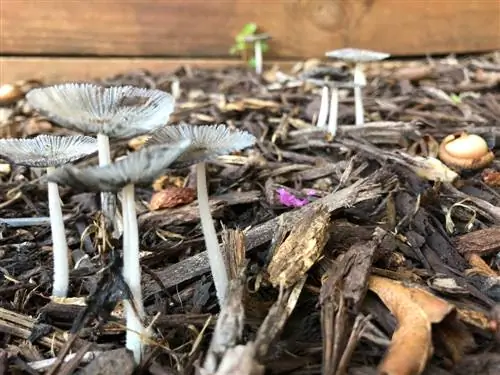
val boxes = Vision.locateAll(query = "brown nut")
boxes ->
[0,83,24,105]
[149,187,196,211]
[438,132,494,171]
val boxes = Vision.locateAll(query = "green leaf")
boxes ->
[450,93,462,104]
[248,57,256,68]
[241,22,257,36]
[260,42,269,53]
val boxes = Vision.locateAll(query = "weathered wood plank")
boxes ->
[0,57,298,83]
[1,0,499,58]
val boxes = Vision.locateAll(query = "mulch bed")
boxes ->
[0,52,500,374]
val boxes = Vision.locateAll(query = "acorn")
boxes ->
[438,132,494,171]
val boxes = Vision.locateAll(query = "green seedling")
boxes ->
[230,23,270,73]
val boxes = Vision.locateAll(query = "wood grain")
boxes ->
[1,0,499,58]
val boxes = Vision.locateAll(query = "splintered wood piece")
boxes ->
[221,227,247,281]
[266,204,330,288]
[453,226,500,256]
[254,278,306,360]
[202,265,247,373]
[0,307,87,351]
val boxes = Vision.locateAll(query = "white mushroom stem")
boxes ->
[97,133,116,232]
[327,87,339,137]
[121,183,146,364]
[254,40,263,75]
[46,166,69,298]
[196,162,229,306]
[317,86,329,129]
[353,63,366,125]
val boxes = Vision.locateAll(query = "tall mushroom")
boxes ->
[0,134,98,298]
[325,48,390,125]
[146,123,256,306]
[47,139,191,364]
[26,83,176,237]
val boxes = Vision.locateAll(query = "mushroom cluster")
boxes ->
[26,83,176,238]
[325,48,390,126]
[1,82,256,365]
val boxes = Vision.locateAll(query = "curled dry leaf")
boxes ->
[368,275,455,375]
[149,187,196,211]
[266,204,330,288]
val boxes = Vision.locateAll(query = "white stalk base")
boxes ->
[47,167,70,298]
[196,163,229,306]
[121,183,146,364]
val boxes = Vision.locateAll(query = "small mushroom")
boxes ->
[26,83,176,235]
[438,132,494,171]
[243,33,271,75]
[325,48,390,125]
[47,139,191,364]
[306,78,358,138]
[0,134,98,298]
[146,124,256,306]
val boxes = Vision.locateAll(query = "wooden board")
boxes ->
[1,0,499,58]
[0,57,299,83]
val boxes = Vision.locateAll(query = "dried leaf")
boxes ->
[267,205,330,288]
[369,275,455,375]
[148,187,196,211]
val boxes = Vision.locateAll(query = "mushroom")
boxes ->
[306,78,358,137]
[25,83,176,236]
[0,134,98,298]
[47,139,192,364]
[325,48,390,125]
[146,124,256,306]
[243,33,271,75]
[438,132,494,171]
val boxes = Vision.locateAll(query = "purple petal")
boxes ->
[277,188,309,207]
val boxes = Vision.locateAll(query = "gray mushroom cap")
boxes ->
[243,33,271,43]
[26,83,176,138]
[145,123,256,168]
[325,48,390,62]
[0,134,98,168]
[47,139,191,193]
